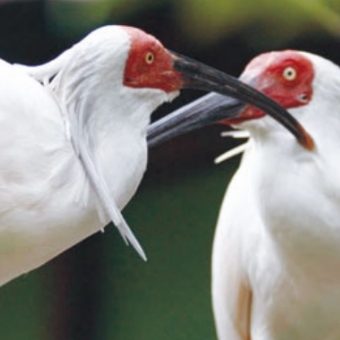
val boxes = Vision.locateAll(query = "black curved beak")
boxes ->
[148,53,313,150]
[148,93,242,147]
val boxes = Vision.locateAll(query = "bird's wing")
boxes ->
[212,148,257,340]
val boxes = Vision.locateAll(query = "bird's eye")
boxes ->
[282,67,297,81]
[145,52,154,65]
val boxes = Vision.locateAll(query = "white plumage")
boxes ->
[212,51,340,340]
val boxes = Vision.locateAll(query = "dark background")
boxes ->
[0,1,339,339]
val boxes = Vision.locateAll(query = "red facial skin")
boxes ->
[222,50,315,125]
[122,27,183,93]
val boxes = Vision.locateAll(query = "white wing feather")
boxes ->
[16,52,147,261]
[212,148,256,340]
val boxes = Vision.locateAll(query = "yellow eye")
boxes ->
[283,67,297,81]
[145,52,154,65]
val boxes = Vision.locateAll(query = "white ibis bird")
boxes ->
[148,50,340,339]
[0,25,301,287]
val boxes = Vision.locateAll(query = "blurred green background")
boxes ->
[0,1,339,339]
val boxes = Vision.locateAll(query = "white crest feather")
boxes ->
[215,129,250,164]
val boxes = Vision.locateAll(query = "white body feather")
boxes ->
[212,52,340,340]
[0,26,177,286]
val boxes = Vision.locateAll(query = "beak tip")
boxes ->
[299,128,314,151]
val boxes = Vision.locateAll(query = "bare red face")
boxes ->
[122,27,183,93]
[222,50,315,125]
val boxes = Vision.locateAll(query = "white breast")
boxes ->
[247,139,340,340]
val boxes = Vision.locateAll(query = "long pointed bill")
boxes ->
[148,93,242,147]
[148,53,313,150]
